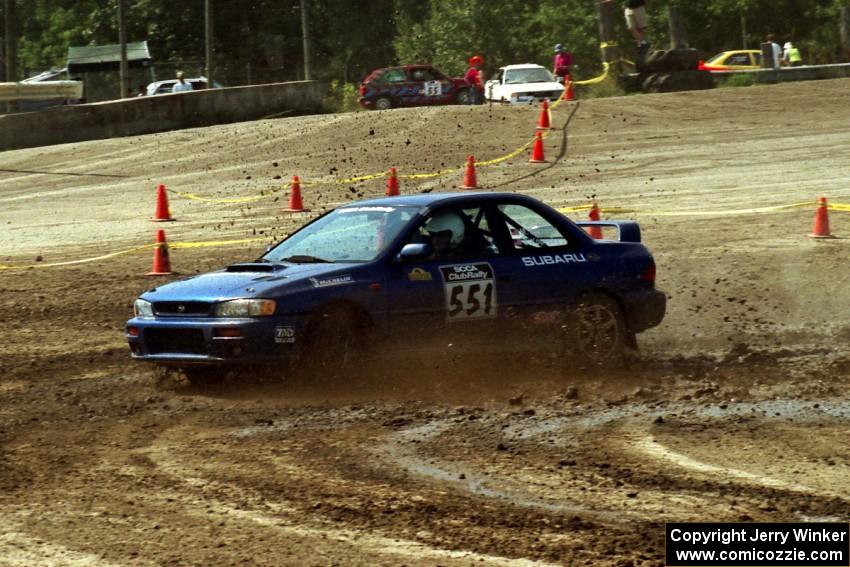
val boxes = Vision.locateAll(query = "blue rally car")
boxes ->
[126,192,665,383]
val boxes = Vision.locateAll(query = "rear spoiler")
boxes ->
[574,220,642,243]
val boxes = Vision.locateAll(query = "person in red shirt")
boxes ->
[464,55,484,105]
[552,44,573,84]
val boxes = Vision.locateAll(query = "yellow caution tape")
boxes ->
[0,243,154,270]
[559,201,850,217]
[573,62,611,86]
[3,199,848,271]
[169,189,272,204]
[0,238,269,271]
[171,238,268,249]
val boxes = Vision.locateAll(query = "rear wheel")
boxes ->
[374,97,392,111]
[563,292,627,367]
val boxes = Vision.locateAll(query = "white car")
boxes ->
[144,76,223,96]
[484,64,564,104]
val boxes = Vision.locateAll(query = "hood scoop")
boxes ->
[224,262,286,273]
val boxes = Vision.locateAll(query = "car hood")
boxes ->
[140,262,359,302]
[494,81,564,95]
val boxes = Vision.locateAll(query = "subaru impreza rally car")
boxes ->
[126,192,665,383]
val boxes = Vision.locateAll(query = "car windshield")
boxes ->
[505,68,554,84]
[263,205,418,263]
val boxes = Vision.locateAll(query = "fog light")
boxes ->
[215,328,242,338]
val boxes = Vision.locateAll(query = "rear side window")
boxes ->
[409,68,440,81]
[499,204,569,249]
[379,69,406,84]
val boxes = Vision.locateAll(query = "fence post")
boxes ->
[598,0,622,82]
[668,6,687,49]
[842,6,850,61]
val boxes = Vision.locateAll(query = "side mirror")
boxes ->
[396,243,431,261]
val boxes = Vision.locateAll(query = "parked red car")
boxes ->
[358,65,471,110]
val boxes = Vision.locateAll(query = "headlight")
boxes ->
[134,299,154,318]
[212,299,276,317]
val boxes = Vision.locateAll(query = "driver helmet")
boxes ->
[426,212,465,247]
[554,43,563,53]
[783,42,793,49]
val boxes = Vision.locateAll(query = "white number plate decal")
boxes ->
[274,326,296,343]
[423,80,442,97]
[439,263,498,321]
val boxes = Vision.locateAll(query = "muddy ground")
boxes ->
[1,79,850,566]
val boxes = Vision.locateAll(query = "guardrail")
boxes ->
[0,80,326,152]
[711,62,850,85]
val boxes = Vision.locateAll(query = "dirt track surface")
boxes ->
[2,79,850,566]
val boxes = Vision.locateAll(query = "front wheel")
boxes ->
[563,292,627,367]
[301,307,370,382]
[374,97,392,111]
[181,366,228,386]
[455,89,471,105]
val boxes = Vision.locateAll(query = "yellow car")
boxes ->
[698,50,762,71]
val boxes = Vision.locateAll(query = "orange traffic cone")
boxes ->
[536,99,552,130]
[386,167,400,196]
[282,176,309,212]
[147,229,174,276]
[562,75,575,101]
[152,184,174,222]
[587,201,603,239]
[461,155,480,189]
[529,132,546,163]
[809,196,834,239]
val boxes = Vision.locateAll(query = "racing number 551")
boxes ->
[448,282,495,320]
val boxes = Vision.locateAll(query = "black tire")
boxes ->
[641,73,660,92]
[563,292,627,367]
[181,366,228,386]
[652,70,714,93]
[455,89,471,105]
[640,48,699,73]
[301,306,370,382]
[374,97,392,111]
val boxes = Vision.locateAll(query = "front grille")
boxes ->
[153,301,211,316]
[526,91,561,99]
[145,328,207,355]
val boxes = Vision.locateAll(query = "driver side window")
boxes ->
[409,206,499,259]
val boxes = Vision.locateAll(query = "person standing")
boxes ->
[625,0,649,49]
[172,70,193,93]
[766,35,782,69]
[552,44,573,84]
[602,0,649,52]
[783,42,802,66]
[465,55,484,105]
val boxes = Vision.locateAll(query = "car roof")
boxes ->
[716,50,760,56]
[372,64,434,72]
[338,191,544,209]
[501,64,546,71]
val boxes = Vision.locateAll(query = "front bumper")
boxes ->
[125,315,306,365]
[621,288,666,333]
